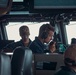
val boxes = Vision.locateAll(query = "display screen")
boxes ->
[0,0,8,7]
[34,0,76,9]
[29,0,76,13]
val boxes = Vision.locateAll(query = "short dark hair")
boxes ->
[39,24,55,37]
[19,25,30,36]
[71,38,76,44]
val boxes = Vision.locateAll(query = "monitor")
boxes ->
[12,0,29,11]
[29,0,76,13]
[0,0,8,8]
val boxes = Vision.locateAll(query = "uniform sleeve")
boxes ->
[30,42,44,53]
[3,42,16,51]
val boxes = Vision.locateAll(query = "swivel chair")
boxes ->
[11,47,33,75]
[0,53,11,75]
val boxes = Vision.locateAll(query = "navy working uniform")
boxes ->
[3,39,32,51]
[54,44,76,75]
[55,66,76,75]
[30,37,54,70]
[30,24,55,70]
[30,37,50,53]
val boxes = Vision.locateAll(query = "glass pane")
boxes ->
[66,21,76,44]
[6,22,49,42]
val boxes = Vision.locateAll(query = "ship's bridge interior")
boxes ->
[0,0,76,46]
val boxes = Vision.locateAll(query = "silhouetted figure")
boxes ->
[3,25,32,52]
[71,38,76,44]
[30,23,56,53]
[54,44,76,75]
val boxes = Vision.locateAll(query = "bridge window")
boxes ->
[6,22,49,42]
[66,21,76,44]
